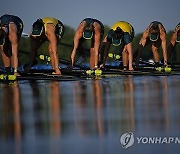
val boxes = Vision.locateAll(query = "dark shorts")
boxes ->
[55,20,65,39]
[0,14,23,36]
[123,26,134,45]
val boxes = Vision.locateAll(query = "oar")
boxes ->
[38,54,89,69]
[134,66,180,73]
[137,59,157,66]
[107,53,159,68]
[137,59,180,69]
[18,50,89,69]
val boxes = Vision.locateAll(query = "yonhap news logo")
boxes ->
[120,132,180,149]
[120,132,135,148]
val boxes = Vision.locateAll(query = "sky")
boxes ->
[0,0,179,35]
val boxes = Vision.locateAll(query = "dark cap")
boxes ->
[31,19,44,36]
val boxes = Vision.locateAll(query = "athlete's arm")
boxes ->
[99,38,111,68]
[70,24,84,67]
[159,24,168,66]
[93,22,101,68]
[25,34,45,73]
[135,28,149,65]
[167,26,180,60]
[126,42,134,70]
[167,33,176,60]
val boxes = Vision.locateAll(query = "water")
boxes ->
[0,75,180,154]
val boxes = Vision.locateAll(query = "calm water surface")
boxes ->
[0,75,180,154]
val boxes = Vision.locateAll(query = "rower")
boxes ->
[0,14,23,76]
[68,18,104,70]
[167,23,180,61]
[134,21,168,67]
[99,21,134,70]
[24,17,65,74]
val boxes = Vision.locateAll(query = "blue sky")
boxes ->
[1,0,179,35]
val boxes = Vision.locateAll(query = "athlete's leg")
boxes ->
[122,45,128,70]
[46,23,61,74]
[0,44,11,72]
[151,44,160,63]
[90,47,95,69]
[77,38,86,57]
[8,22,20,75]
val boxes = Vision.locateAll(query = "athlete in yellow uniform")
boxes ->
[25,17,64,74]
[99,21,134,70]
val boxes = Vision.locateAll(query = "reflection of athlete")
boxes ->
[167,23,180,61]
[99,21,134,70]
[69,18,104,69]
[0,14,23,76]
[25,17,64,74]
[134,21,168,66]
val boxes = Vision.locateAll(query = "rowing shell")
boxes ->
[0,74,79,82]
[1,67,180,82]
[61,68,180,76]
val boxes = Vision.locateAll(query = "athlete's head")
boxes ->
[149,24,160,41]
[112,27,123,46]
[83,22,94,39]
[31,19,44,37]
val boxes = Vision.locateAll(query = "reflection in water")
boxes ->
[93,80,104,137]
[0,76,180,153]
[0,82,21,154]
[122,76,135,131]
[50,81,61,138]
[135,76,171,133]
[28,81,62,138]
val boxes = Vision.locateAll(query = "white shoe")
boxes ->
[148,59,155,65]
